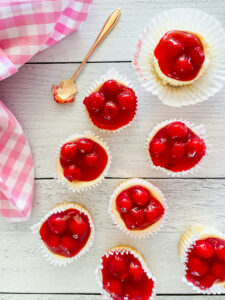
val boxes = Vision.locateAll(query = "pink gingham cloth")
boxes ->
[0,0,93,81]
[0,101,34,222]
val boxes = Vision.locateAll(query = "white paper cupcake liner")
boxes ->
[145,119,212,177]
[108,178,167,239]
[83,68,138,133]
[179,224,225,294]
[55,131,112,192]
[95,246,156,300]
[31,202,95,267]
[133,8,225,107]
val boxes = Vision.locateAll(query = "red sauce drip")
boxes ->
[83,80,137,131]
[154,30,205,81]
[185,238,225,290]
[116,185,164,230]
[39,209,91,258]
[101,251,154,299]
[60,138,108,182]
[149,121,206,172]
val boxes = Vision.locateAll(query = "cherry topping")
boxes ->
[64,165,81,182]
[194,241,215,259]
[60,142,77,161]
[60,235,77,253]
[190,47,205,67]
[151,138,167,155]
[130,207,145,226]
[164,38,184,57]
[83,92,104,113]
[199,274,216,289]
[105,278,122,296]
[167,122,188,139]
[187,137,205,158]
[84,152,98,167]
[188,257,209,277]
[103,101,119,120]
[116,193,133,213]
[130,186,150,207]
[216,245,225,261]
[48,216,67,235]
[77,138,93,154]
[117,92,136,111]
[123,213,136,229]
[101,80,121,97]
[171,141,185,159]
[128,261,144,281]
[111,255,127,275]
[211,262,225,279]
[175,55,194,74]
[144,201,164,224]
[47,234,60,248]
[68,214,89,237]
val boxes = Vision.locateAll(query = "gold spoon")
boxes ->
[52,8,121,104]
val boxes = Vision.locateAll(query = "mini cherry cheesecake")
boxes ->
[83,70,137,131]
[32,203,94,266]
[146,120,208,175]
[96,246,156,300]
[109,178,166,237]
[153,30,210,86]
[56,132,110,191]
[179,225,225,293]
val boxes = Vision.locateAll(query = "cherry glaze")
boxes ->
[40,208,91,258]
[101,250,154,299]
[154,30,205,81]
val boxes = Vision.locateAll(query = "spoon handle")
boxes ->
[71,8,121,82]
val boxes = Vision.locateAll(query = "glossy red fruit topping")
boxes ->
[154,30,205,81]
[216,245,225,261]
[39,208,91,258]
[186,237,225,290]
[60,142,77,162]
[64,165,81,182]
[117,92,136,111]
[101,80,121,97]
[149,121,206,172]
[84,152,98,167]
[83,92,104,113]
[130,186,150,207]
[84,80,137,131]
[116,185,164,231]
[102,251,154,299]
[77,138,93,154]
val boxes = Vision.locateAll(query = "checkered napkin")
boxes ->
[0,101,34,222]
[0,0,92,81]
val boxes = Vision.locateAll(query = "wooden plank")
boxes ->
[0,63,225,178]
[28,0,225,63]
[0,178,225,294]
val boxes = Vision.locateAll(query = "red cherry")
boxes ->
[116,193,133,213]
[105,278,122,297]
[212,261,225,279]
[216,244,225,261]
[111,255,127,274]
[144,200,164,224]
[188,257,209,276]
[151,138,167,155]
[77,138,93,154]
[121,86,135,95]
[64,165,81,182]
[47,234,60,248]
[187,137,205,158]
[194,241,215,259]
[123,213,136,229]
[130,207,145,226]
[124,282,141,299]
[60,235,77,253]
[48,216,67,235]
[190,46,205,67]
[60,142,77,161]
[171,141,185,159]
[167,122,188,139]
[101,80,120,98]
[129,261,144,281]
[117,92,136,111]
[69,214,89,237]
[130,186,150,207]
[103,101,119,120]
[175,55,194,74]
[199,274,216,289]
[40,224,48,241]
[164,38,184,57]
[84,152,98,167]
[83,92,104,113]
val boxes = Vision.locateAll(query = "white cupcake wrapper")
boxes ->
[83,68,138,133]
[145,119,212,177]
[54,131,112,192]
[31,202,95,267]
[95,246,156,300]
[108,178,167,239]
[179,224,225,294]
[133,8,225,107]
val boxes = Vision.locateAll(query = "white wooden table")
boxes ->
[1,0,225,299]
